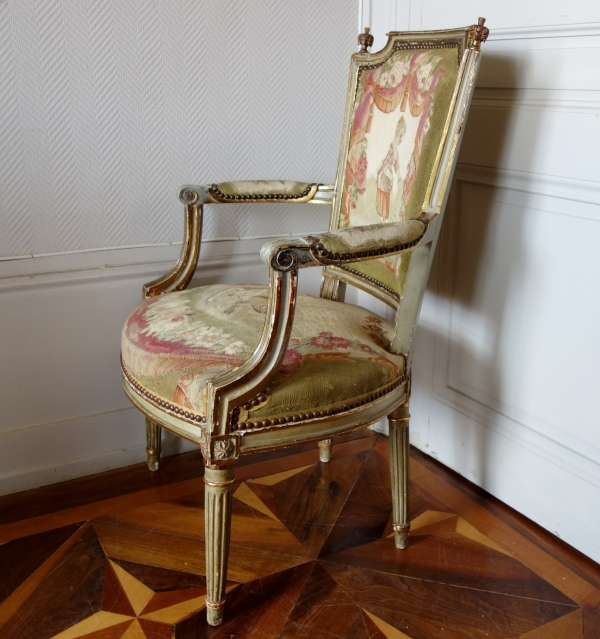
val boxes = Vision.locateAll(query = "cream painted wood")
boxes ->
[368,1,600,562]
[204,467,235,626]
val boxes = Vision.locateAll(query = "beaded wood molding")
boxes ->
[355,38,464,95]
[124,355,406,437]
[339,265,401,300]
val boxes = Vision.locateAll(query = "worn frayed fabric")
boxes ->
[122,284,405,418]
[213,180,313,197]
[308,219,426,256]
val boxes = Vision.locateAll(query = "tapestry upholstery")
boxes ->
[307,218,426,257]
[122,284,405,421]
[336,45,460,296]
[211,180,314,199]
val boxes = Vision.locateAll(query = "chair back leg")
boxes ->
[318,438,333,462]
[204,466,235,626]
[388,402,410,549]
[145,419,162,471]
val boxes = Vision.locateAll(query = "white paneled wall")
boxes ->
[0,1,356,494]
[365,1,600,561]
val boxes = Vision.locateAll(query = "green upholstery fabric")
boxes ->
[336,46,460,297]
[122,284,405,421]
[307,219,426,257]
[212,180,315,199]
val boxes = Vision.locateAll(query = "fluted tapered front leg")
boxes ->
[389,403,410,549]
[204,466,235,626]
[145,418,162,472]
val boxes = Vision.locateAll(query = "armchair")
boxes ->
[121,20,488,626]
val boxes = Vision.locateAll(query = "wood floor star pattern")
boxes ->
[0,433,599,638]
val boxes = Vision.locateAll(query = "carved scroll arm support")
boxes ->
[142,183,334,299]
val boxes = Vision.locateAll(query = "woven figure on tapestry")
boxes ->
[335,45,460,298]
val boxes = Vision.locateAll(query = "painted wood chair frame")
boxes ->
[121,20,488,626]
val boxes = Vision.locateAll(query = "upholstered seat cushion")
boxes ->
[121,284,405,423]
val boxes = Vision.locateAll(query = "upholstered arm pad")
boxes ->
[261,219,429,272]
[179,181,329,205]
[305,219,428,263]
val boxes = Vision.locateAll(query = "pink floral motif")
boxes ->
[366,323,383,333]
[279,349,303,377]
[358,343,375,353]
[355,156,367,188]
[311,332,352,350]
[366,316,382,323]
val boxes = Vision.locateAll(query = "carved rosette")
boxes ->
[211,437,236,462]
[467,17,489,51]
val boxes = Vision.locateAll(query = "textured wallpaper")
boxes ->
[0,1,357,258]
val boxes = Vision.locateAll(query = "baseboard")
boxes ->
[0,408,198,495]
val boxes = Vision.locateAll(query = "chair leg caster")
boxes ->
[394,530,409,550]
[146,449,161,472]
[319,438,332,463]
[206,601,225,626]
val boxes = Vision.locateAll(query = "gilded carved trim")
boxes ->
[358,27,374,53]
[467,17,489,51]
[354,38,464,102]
[143,203,203,299]
[340,265,401,300]
[320,274,346,302]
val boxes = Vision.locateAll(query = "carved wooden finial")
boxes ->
[358,27,374,53]
[467,17,489,50]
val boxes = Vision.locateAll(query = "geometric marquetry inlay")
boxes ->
[0,434,592,638]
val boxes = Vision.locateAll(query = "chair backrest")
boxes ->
[325,24,485,308]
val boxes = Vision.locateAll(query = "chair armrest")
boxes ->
[305,219,428,264]
[143,180,334,298]
[179,181,334,205]
[207,217,429,434]
[259,218,429,271]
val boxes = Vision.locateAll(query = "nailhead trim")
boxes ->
[312,230,425,264]
[355,39,462,100]
[209,184,315,202]
[233,374,407,432]
[229,388,271,427]
[122,360,207,425]
[338,265,401,300]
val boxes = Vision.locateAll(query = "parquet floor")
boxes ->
[1,432,599,638]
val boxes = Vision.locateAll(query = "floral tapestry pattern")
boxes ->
[338,46,459,296]
[122,284,406,419]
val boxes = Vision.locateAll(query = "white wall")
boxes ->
[0,0,355,258]
[0,1,356,494]
[364,1,600,562]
